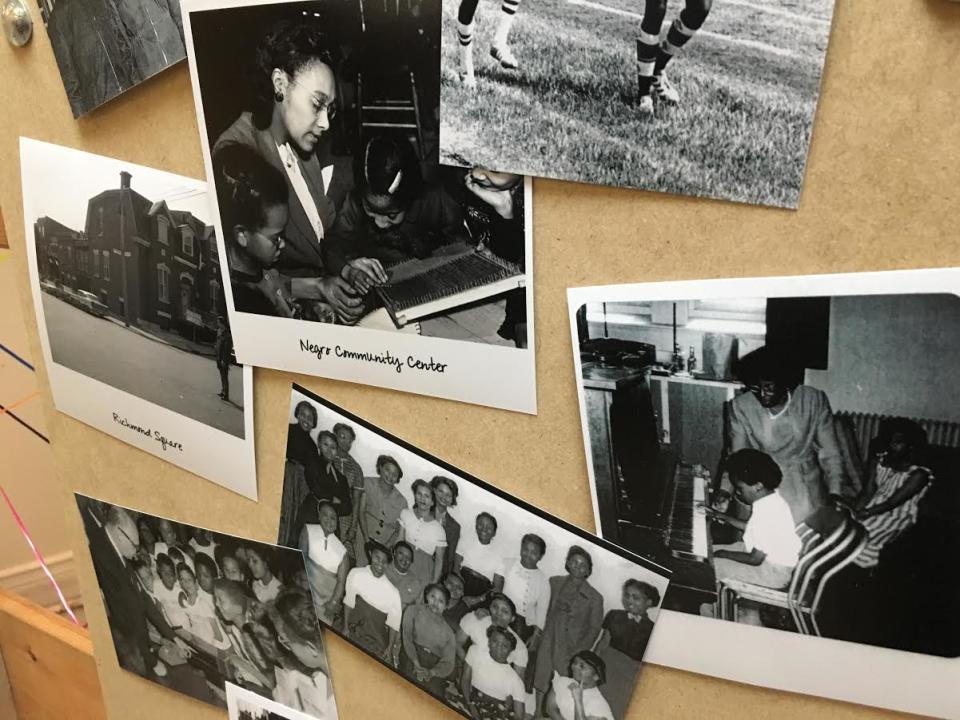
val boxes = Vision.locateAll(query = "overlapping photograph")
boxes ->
[568,268,960,718]
[439,0,838,208]
[183,0,536,414]
[76,494,339,717]
[21,138,256,498]
[276,384,670,719]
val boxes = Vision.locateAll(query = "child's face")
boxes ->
[520,539,543,570]
[158,521,177,547]
[238,204,287,267]
[296,405,315,433]
[318,434,338,461]
[566,552,591,580]
[253,624,282,663]
[425,586,447,614]
[318,504,339,535]
[247,551,268,580]
[369,549,389,578]
[414,484,434,513]
[138,521,155,546]
[488,631,512,664]
[622,585,652,617]
[379,461,400,485]
[468,168,520,191]
[194,529,212,546]
[214,587,244,624]
[335,426,354,452]
[733,478,765,505]
[444,575,464,604]
[179,570,197,596]
[197,563,215,593]
[570,656,599,688]
[222,556,244,582]
[287,596,319,637]
[158,564,176,590]
[393,545,413,573]
[489,598,514,628]
[433,481,454,509]
[362,193,406,230]
[476,515,496,545]
[886,432,909,461]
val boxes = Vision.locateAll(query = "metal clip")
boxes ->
[2,0,32,47]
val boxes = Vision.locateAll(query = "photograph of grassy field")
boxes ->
[439,0,836,208]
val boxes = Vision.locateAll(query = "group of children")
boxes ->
[285,399,663,719]
[129,513,336,716]
[214,134,526,341]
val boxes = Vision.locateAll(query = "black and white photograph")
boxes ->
[38,0,187,117]
[277,384,671,720]
[228,681,333,720]
[568,269,960,717]
[439,0,837,208]
[75,494,340,717]
[182,0,536,414]
[22,138,257,498]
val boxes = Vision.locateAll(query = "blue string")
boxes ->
[0,342,34,371]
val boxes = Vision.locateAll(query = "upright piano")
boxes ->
[582,362,718,612]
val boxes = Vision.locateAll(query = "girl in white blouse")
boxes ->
[455,512,505,608]
[247,545,283,603]
[544,651,614,720]
[399,479,448,587]
[300,500,352,627]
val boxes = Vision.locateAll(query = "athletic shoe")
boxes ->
[490,44,519,70]
[637,94,654,116]
[651,73,680,105]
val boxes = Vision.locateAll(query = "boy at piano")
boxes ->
[704,449,802,626]
[323,135,468,297]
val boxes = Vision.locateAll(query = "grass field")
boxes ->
[438,0,836,207]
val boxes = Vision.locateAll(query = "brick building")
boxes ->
[34,171,222,342]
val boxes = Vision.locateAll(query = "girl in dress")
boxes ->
[272,606,337,718]
[544,651,613,720]
[461,626,526,720]
[194,553,219,600]
[592,579,660,718]
[853,419,933,569]
[443,572,471,631]
[154,553,188,629]
[176,563,231,656]
[300,500,351,626]
[353,455,408,563]
[220,552,250,586]
[343,541,403,665]
[247,545,283,603]
[333,422,364,543]
[295,431,354,542]
[458,593,528,679]
[456,512,505,608]
[534,546,604,712]
[431,476,462,577]
[400,583,458,696]
[399,479,448,587]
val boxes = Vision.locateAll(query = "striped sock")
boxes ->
[458,21,475,76]
[494,0,521,47]
[656,17,698,74]
[636,29,660,97]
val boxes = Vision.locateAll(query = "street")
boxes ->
[42,293,244,438]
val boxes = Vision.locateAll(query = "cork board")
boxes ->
[0,0,957,719]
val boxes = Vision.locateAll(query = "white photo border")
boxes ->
[567,267,960,719]
[21,138,257,500]
[181,0,537,415]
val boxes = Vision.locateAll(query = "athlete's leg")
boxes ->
[655,0,712,75]
[637,0,668,102]
[491,0,522,69]
[458,0,481,86]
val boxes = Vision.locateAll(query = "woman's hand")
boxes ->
[464,174,514,220]
[317,276,366,323]
[342,258,388,295]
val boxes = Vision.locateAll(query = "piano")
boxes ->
[581,361,717,612]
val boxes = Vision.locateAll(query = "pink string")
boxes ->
[0,485,81,626]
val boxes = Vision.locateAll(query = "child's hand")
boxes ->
[342,258,387,294]
[317,277,365,323]
[464,174,514,220]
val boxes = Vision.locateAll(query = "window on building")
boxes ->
[208,235,218,261]
[98,207,104,237]
[209,278,220,307]
[157,216,169,245]
[93,249,100,277]
[103,252,110,281]
[182,226,194,258]
[157,264,170,303]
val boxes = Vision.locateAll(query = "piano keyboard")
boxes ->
[666,470,710,560]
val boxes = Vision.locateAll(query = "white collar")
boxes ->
[766,389,793,420]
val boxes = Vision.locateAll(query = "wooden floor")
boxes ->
[0,589,106,720]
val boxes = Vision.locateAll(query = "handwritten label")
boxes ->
[299,339,448,375]
[112,413,184,452]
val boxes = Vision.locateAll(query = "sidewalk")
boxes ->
[103,316,214,358]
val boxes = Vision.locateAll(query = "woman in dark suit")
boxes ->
[430,476,461,577]
[212,19,373,323]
